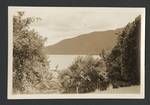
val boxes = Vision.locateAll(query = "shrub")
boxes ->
[59,56,109,93]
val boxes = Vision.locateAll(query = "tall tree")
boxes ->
[13,12,49,93]
[106,15,141,87]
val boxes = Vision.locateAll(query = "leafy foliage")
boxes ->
[59,56,109,93]
[13,12,50,93]
[106,15,141,88]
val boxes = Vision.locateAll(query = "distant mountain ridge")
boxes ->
[44,28,123,55]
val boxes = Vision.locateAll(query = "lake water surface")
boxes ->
[47,55,100,70]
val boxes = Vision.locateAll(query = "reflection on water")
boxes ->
[47,55,100,70]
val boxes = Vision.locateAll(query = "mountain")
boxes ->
[44,28,123,55]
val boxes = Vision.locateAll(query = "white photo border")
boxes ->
[8,7,145,99]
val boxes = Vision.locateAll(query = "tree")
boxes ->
[106,15,141,88]
[13,12,50,93]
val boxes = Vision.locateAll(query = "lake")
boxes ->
[47,55,100,70]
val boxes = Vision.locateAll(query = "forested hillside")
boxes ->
[45,29,122,54]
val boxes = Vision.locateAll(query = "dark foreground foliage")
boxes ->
[106,15,141,88]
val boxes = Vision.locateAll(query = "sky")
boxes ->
[9,7,145,46]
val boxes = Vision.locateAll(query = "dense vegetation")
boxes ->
[106,15,141,88]
[59,56,109,93]
[13,12,52,93]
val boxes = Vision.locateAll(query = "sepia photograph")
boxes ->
[8,7,145,99]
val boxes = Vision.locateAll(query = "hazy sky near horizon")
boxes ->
[9,7,144,46]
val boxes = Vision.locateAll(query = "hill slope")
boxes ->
[45,28,123,55]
